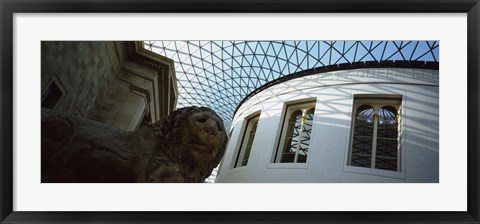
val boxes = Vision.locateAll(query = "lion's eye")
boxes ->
[197,117,207,123]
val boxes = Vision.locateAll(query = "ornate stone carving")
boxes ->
[41,106,228,183]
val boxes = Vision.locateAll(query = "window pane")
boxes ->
[281,110,303,162]
[280,107,315,163]
[241,121,258,166]
[234,115,260,167]
[351,105,374,168]
[376,106,399,171]
[297,108,314,163]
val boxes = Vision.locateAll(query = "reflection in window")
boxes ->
[275,101,316,163]
[349,98,401,171]
[350,105,375,168]
[376,106,399,171]
[234,114,260,168]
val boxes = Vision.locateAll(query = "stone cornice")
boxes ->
[111,41,178,122]
[127,42,178,98]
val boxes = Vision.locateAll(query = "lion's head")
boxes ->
[146,106,228,182]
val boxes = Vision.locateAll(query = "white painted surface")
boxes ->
[216,68,439,183]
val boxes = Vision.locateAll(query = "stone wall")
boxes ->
[41,41,120,119]
[41,41,177,132]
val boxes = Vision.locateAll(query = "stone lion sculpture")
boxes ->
[41,106,228,183]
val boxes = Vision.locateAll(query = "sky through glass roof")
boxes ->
[145,40,438,131]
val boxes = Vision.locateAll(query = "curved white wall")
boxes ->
[216,67,439,183]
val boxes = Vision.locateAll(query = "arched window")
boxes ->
[275,101,316,163]
[350,105,375,168]
[349,97,401,171]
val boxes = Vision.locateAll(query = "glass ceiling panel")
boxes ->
[145,40,439,132]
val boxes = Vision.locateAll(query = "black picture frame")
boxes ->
[1,1,479,223]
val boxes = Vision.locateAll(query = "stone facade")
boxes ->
[41,41,177,131]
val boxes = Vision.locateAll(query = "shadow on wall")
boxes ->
[219,76,439,183]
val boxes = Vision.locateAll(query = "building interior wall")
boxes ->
[216,67,439,183]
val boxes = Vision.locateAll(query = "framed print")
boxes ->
[1,0,479,223]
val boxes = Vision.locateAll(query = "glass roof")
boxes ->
[145,41,438,131]
[144,41,439,183]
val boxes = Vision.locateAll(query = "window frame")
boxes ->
[346,95,404,175]
[231,112,261,168]
[41,76,67,110]
[273,99,317,164]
